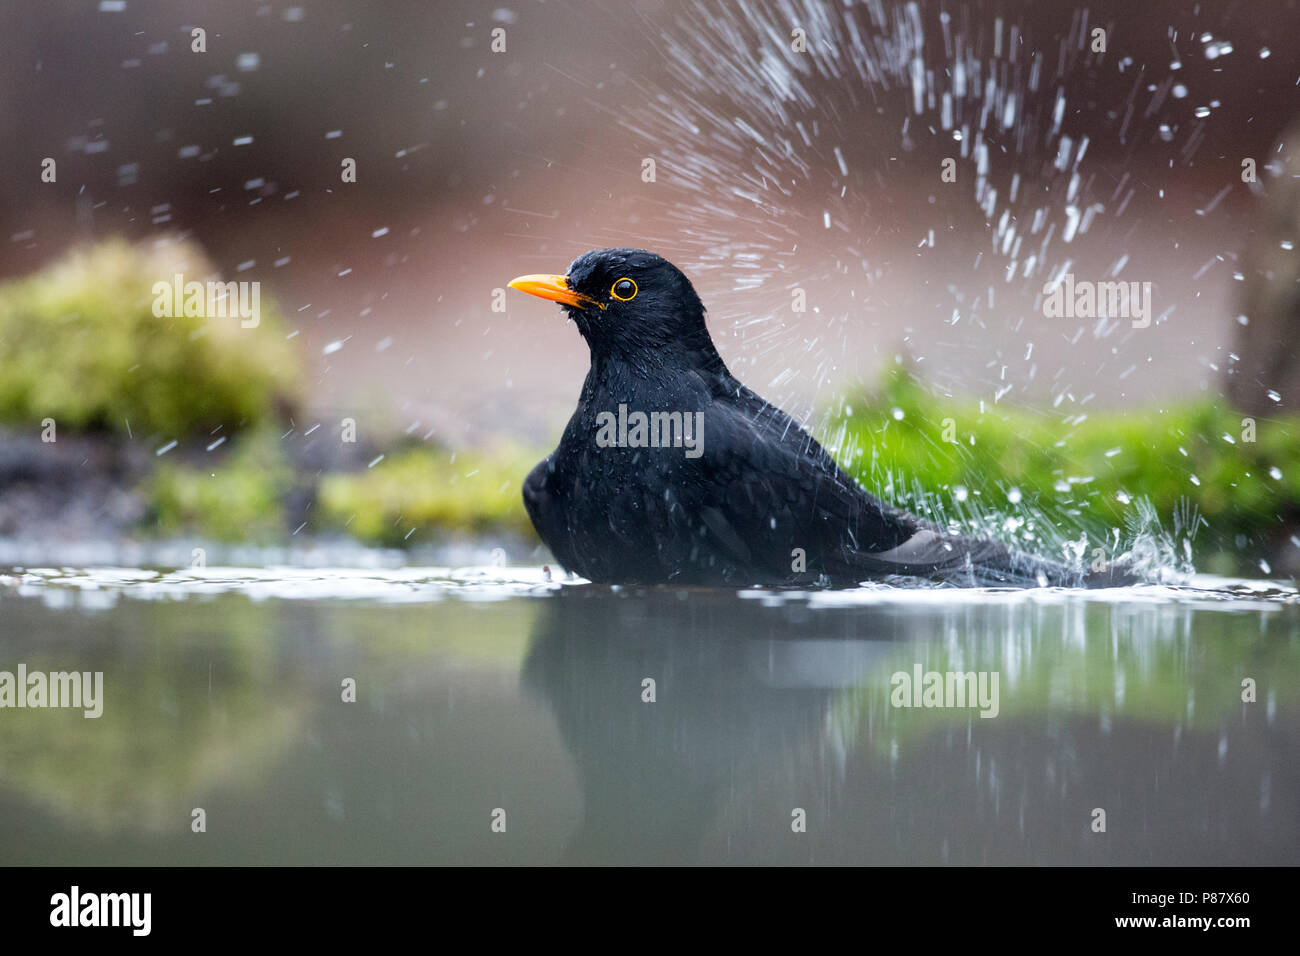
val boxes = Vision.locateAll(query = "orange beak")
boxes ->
[507,274,604,310]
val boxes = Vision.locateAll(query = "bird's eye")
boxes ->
[610,278,637,301]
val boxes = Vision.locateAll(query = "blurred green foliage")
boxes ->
[317,444,539,546]
[146,426,295,542]
[0,238,299,437]
[828,368,1300,559]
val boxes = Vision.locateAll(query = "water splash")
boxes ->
[606,1,1243,580]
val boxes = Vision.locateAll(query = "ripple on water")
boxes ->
[2,565,1294,611]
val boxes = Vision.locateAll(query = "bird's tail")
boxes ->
[851,530,1143,588]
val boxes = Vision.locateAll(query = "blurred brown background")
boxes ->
[1,0,1297,446]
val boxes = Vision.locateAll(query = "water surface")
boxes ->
[1,568,1296,865]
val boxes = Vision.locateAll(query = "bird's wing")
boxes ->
[681,387,1074,585]
[659,388,914,582]
[523,456,583,572]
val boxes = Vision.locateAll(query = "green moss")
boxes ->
[145,427,295,541]
[0,238,299,438]
[142,434,543,548]
[826,368,1300,560]
[318,444,539,546]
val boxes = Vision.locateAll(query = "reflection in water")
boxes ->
[0,597,308,836]
[523,589,885,863]
[0,572,1296,864]
[523,587,1300,864]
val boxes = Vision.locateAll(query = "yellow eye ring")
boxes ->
[610,278,638,301]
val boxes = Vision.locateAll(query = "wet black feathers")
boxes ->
[522,248,1125,588]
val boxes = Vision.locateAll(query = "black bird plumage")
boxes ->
[512,248,1134,588]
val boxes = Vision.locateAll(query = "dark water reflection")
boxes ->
[0,576,1296,864]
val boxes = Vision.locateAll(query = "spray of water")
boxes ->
[604,0,1230,580]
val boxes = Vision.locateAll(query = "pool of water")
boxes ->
[1,567,1297,865]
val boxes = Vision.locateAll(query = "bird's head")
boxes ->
[508,248,720,367]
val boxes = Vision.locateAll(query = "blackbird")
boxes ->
[509,248,1135,588]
